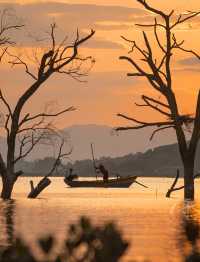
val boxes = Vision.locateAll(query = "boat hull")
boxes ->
[64,176,137,188]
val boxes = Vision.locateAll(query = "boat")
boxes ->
[64,176,137,188]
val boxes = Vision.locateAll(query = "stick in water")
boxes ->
[135,180,148,188]
[91,143,97,180]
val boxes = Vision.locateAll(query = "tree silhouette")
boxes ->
[0,21,95,199]
[0,8,23,61]
[116,0,200,200]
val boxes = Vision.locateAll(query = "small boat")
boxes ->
[64,176,137,188]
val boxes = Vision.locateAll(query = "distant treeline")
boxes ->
[16,143,200,178]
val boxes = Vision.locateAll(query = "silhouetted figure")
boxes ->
[96,164,109,182]
[116,174,121,179]
[64,168,78,182]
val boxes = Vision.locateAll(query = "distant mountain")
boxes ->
[0,124,179,161]
[65,143,182,178]
[17,142,200,178]
[64,124,178,161]
[65,142,200,178]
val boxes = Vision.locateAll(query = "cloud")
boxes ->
[94,21,133,31]
[178,56,200,66]
[0,2,152,52]
[86,71,138,90]
[176,56,200,73]
[0,2,147,28]
[83,38,124,49]
[174,67,200,73]
[0,67,138,104]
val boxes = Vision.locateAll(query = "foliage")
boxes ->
[0,217,128,262]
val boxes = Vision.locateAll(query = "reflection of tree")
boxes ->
[4,200,15,245]
[180,202,200,262]
[0,200,15,247]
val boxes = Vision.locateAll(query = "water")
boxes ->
[0,177,200,261]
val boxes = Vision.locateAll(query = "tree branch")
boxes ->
[142,95,170,109]
[171,11,200,29]
[116,113,174,131]
[14,132,45,163]
[189,90,200,154]
[0,152,6,178]
[19,106,76,127]
[0,89,12,117]
[0,9,24,46]
[135,95,171,117]
[135,0,167,18]
[43,138,72,179]
[150,125,174,140]
[153,18,166,53]
[176,46,200,60]
[7,50,38,80]
[119,56,162,91]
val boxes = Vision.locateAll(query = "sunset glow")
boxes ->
[0,0,199,128]
[1,2,200,257]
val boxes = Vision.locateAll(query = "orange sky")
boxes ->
[0,0,200,130]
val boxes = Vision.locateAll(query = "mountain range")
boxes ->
[0,124,178,162]
[11,124,197,178]
[16,140,200,178]
[64,124,178,161]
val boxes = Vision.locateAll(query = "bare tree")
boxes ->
[0,23,95,199]
[0,8,24,61]
[28,132,71,198]
[116,0,200,200]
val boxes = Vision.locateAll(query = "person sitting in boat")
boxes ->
[95,164,109,182]
[64,168,78,182]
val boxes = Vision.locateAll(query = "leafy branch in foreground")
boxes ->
[0,216,128,262]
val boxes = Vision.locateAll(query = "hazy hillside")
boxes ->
[17,142,200,178]
[66,143,182,178]
[1,124,193,178]
[65,143,200,178]
[0,124,178,161]
[65,124,177,161]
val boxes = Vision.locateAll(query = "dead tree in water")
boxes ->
[166,169,200,198]
[116,0,200,200]
[166,169,183,198]
[0,23,95,199]
[28,137,69,198]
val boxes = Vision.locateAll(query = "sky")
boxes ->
[0,0,200,130]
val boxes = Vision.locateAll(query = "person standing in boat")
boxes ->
[64,168,78,182]
[95,164,109,182]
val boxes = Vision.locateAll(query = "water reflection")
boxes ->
[2,196,200,261]
[0,206,128,262]
[0,200,15,246]
[179,201,200,262]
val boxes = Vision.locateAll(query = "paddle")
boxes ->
[91,143,98,180]
[134,180,149,188]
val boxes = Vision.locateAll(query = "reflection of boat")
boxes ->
[64,176,137,188]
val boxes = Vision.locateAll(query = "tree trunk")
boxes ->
[166,169,183,198]
[1,176,15,200]
[184,161,195,201]
[28,177,51,198]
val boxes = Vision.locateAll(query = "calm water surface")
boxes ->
[0,177,200,262]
